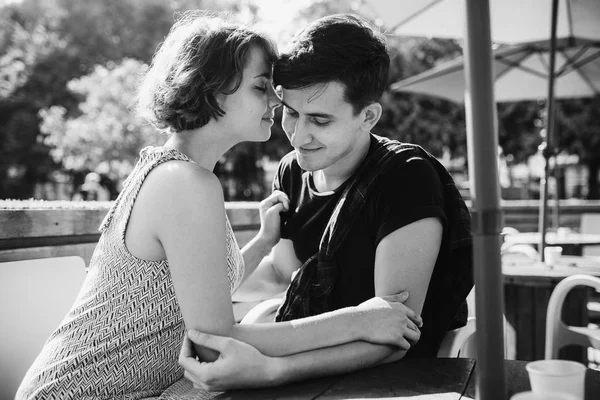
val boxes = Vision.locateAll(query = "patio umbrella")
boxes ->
[365,0,600,261]
[391,39,600,103]
[366,0,600,44]
[362,0,596,398]
[392,38,600,254]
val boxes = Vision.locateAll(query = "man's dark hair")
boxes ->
[274,14,389,114]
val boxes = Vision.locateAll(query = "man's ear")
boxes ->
[360,102,382,131]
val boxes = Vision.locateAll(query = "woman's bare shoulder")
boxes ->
[147,160,223,200]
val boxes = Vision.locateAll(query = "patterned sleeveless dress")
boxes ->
[16,147,245,400]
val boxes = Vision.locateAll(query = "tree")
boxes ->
[40,59,164,180]
[0,0,246,199]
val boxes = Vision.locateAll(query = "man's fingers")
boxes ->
[404,325,421,344]
[396,337,412,350]
[409,312,423,327]
[380,291,409,303]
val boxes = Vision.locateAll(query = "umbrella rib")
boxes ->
[565,0,574,40]
[570,50,600,95]
[390,0,444,32]
[495,50,548,80]
[554,46,587,76]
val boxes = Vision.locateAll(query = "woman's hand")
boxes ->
[179,330,282,391]
[355,292,423,350]
[257,190,290,247]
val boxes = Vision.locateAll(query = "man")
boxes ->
[180,13,473,390]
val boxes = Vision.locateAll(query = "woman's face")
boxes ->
[216,46,281,142]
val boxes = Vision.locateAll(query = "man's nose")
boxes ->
[288,120,312,148]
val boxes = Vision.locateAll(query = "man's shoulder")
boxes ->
[373,135,431,161]
[274,150,305,193]
[278,150,299,169]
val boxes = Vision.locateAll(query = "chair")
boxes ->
[438,288,516,359]
[0,256,87,400]
[545,275,600,360]
[437,317,477,358]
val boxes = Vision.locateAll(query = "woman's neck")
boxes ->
[164,125,236,171]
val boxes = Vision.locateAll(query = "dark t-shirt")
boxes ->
[275,137,453,356]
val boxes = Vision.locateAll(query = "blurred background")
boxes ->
[1,0,598,202]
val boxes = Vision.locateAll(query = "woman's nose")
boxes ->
[268,85,281,109]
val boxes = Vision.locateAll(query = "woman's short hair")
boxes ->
[136,12,277,134]
[274,14,389,115]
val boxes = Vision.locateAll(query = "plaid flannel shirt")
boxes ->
[275,134,473,339]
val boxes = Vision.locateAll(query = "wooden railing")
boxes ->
[1,200,600,265]
[0,202,260,265]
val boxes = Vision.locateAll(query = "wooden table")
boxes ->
[503,255,600,361]
[463,359,600,400]
[503,232,600,255]
[206,358,476,399]
[168,358,600,399]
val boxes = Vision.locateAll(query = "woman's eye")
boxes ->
[284,108,298,117]
[254,86,267,93]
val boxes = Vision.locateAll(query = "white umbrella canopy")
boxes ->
[391,39,600,103]
[366,0,600,44]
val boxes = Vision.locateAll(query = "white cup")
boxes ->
[526,360,586,400]
[510,391,578,400]
[544,246,563,267]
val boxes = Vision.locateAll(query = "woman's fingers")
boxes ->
[261,190,290,211]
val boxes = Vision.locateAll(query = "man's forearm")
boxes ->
[274,341,406,385]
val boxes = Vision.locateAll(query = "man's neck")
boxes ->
[312,133,371,193]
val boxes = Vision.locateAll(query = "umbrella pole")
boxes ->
[464,1,506,399]
[538,0,560,261]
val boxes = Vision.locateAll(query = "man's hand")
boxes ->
[257,190,290,247]
[179,330,281,391]
[356,292,423,350]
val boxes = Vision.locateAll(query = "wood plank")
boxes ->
[0,243,97,265]
[316,358,475,399]
[0,209,106,239]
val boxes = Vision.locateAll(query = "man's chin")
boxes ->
[295,154,320,172]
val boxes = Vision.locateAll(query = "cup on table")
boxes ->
[526,359,586,400]
[544,246,563,267]
[510,391,578,400]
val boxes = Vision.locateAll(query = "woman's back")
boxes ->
[17,147,244,400]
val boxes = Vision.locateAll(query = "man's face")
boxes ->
[280,82,366,173]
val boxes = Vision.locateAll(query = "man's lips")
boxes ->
[297,147,322,154]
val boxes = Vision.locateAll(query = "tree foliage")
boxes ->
[40,59,164,177]
[1,0,598,199]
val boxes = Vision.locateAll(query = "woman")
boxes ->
[17,12,421,399]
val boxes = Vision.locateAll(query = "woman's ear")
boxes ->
[360,102,382,131]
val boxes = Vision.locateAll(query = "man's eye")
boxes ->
[313,118,330,126]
